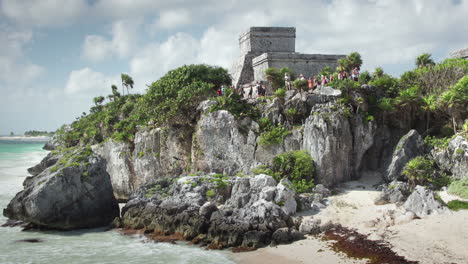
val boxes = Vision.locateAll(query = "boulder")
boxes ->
[374,181,411,205]
[432,136,468,179]
[121,174,298,249]
[385,130,425,182]
[271,228,304,246]
[403,185,448,217]
[275,179,297,216]
[298,217,321,234]
[3,149,119,230]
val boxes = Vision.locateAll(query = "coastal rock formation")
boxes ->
[121,174,301,249]
[432,136,468,179]
[27,152,60,176]
[403,185,448,217]
[94,140,134,201]
[385,130,425,182]
[3,149,119,229]
[375,181,411,205]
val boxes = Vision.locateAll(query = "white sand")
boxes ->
[233,172,468,264]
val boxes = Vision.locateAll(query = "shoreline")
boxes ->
[0,136,50,141]
[232,173,468,264]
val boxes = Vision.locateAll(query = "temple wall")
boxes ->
[252,53,345,81]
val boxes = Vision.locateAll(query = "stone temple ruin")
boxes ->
[449,48,468,60]
[230,27,345,86]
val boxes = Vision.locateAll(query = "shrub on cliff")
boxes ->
[55,64,231,146]
[402,156,435,188]
[272,150,315,193]
[448,178,468,199]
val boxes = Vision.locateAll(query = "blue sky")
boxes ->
[0,0,467,135]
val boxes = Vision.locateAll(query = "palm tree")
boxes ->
[121,74,134,95]
[415,53,435,68]
[421,94,437,131]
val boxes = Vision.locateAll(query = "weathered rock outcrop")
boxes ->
[385,130,425,182]
[375,181,411,205]
[121,174,301,248]
[3,149,119,229]
[94,140,134,201]
[403,185,448,217]
[192,110,258,175]
[432,136,468,179]
[27,152,60,176]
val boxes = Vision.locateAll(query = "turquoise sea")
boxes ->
[0,138,235,264]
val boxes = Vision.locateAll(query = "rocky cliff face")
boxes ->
[4,148,119,229]
[81,89,392,200]
[121,174,302,248]
[432,136,468,179]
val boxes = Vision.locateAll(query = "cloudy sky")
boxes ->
[0,0,467,135]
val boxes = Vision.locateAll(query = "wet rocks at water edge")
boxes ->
[3,147,119,230]
[121,174,304,249]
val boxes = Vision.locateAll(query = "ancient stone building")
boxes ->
[230,27,345,86]
[449,48,468,60]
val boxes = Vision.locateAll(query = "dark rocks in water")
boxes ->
[121,174,300,249]
[1,219,25,227]
[3,148,119,230]
[14,238,44,243]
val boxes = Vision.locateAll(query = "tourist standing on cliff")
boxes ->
[308,77,314,91]
[321,75,328,87]
[248,84,253,99]
[221,85,226,95]
[352,67,360,81]
[255,81,261,98]
[217,87,222,96]
[284,73,292,90]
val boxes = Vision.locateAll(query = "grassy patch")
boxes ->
[447,200,468,211]
[448,178,468,199]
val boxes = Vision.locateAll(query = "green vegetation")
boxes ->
[447,200,468,211]
[272,150,315,193]
[54,64,231,146]
[402,156,434,188]
[264,67,294,91]
[252,151,315,193]
[424,136,450,149]
[293,79,308,92]
[448,178,468,199]
[208,89,259,119]
[258,118,290,146]
[24,130,54,137]
[274,88,286,98]
[415,53,435,68]
[209,173,229,189]
[206,189,216,199]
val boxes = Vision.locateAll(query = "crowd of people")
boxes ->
[217,67,361,99]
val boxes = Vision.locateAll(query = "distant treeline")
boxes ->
[24,130,54,137]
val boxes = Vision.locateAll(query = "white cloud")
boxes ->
[154,9,192,29]
[65,67,119,94]
[1,0,88,27]
[0,25,44,88]
[82,20,140,62]
[130,33,201,89]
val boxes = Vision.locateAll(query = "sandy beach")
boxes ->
[232,172,468,264]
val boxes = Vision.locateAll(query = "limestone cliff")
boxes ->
[85,88,390,200]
